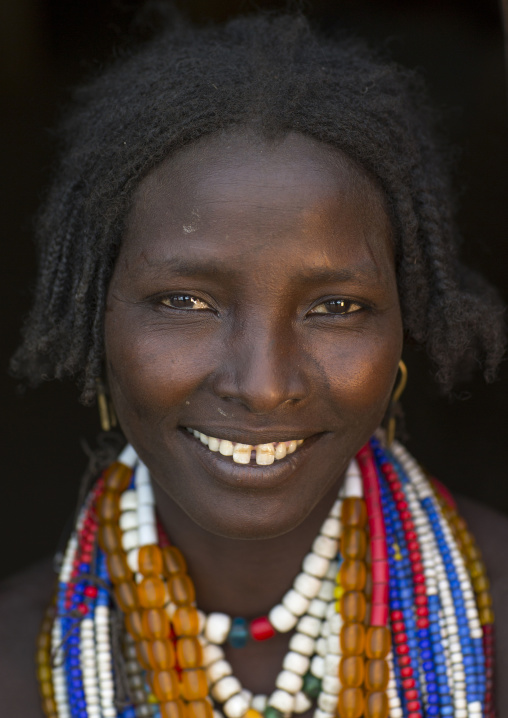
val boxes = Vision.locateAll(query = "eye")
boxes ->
[308,298,364,315]
[160,294,211,310]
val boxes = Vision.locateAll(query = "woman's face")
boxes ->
[105,130,403,540]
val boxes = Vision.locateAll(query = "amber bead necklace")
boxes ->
[36,436,495,718]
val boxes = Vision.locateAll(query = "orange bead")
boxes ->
[142,608,170,639]
[465,544,482,562]
[469,560,486,579]
[340,591,366,623]
[341,527,367,560]
[97,490,121,522]
[341,498,367,528]
[365,626,391,659]
[104,462,133,492]
[149,639,176,670]
[365,691,389,718]
[115,581,139,613]
[340,559,366,592]
[138,576,166,608]
[365,659,389,691]
[98,523,123,553]
[176,637,203,669]
[180,669,209,700]
[339,656,364,687]
[37,664,52,683]
[169,573,196,605]
[160,700,188,718]
[473,574,490,593]
[37,631,52,651]
[480,607,495,625]
[40,679,54,698]
[187,700,214,718]
[41,695,58,716]
[139,545,164,577]
[162,546,187,575]
[172,606,200,636]
[338,687,364,718]
[477,591,493,609]
[244,711,264,718]
[36,648,49,669]
[107,551,132,584]
[126,610,144,640]
[340,623,365,656]
[136,641,153,670]
[150,669,180,701]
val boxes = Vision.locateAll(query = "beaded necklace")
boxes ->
[36,437,496,718]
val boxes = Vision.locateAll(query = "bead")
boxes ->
[275,669,303,694]
[160,700,187,718]
[223,693,250,718]
[293,573,322,600]
[98,491,121,522]
[312,535,339,560]
[340,560,366,592]
[187,700,214,718]
[340,591,366,623]
[98,523,123,553]
[115,581,139,613]
[302,553,330,578]
[282,590,311,617]
[205,613,232,644]
[136,640,153,670]
[282,652,310,676]
[339,656,364,688]
[341,528,367,560]
[294,693,312,713]
[269,689,295,713]
[364,691,389,718]
[228,617,249,648]
[138,576,166,608]
[288,633,315,656]
[104,462,132,492]
[119,489,137,511]
[139,523,157,546]
[341,499,367,528]
[141,608,170,639]
[340,624,365,656]
[207,659,233,684]
[250,616,276,641]
[149,639,176,670]
[364,659,389,691]
[302,671,322,698]
[150,669,179,701]
[173,606,201,636]
[162,546,187,575]
[176,637,203,669]
[296,615,321,637]
[202,644,223,667]
[125,610,144,640]
[212,676,242,702]
[264,708,283,718]
[338,687,364,718]
[269,605,298,633]
[365,626,391,659]
[138,545,163,576]
[322,675,341,695]
[181,669,209,700]
[169,573,196,605]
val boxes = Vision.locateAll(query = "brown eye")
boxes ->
[310,299,363,315]
[161,294,211,310]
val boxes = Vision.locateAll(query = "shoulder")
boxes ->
[0,557,55,715]
[454,495,508,712]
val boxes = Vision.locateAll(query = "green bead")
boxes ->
[264,708,283,718]
[302,671,322,698]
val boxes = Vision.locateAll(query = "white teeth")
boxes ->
[275,442,287,460]
[233,443,252,464]
[186,428,304,464]
[208,437,220,452]
[287,440,298,454]
[219,439,234,456]
[256,444,275,466]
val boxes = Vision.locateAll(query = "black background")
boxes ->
[1,0,507,581]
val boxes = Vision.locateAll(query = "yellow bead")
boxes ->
[480,607,495,625]
[469,559,486,579]
[339,655,364,687]
[160,700,188,718]
[341,498,367,528]
[97,490,121,522]
[365,691,389,718]
[37,664,52,684]
[40,679,54,698]
[365,626,391,659]
[340,623,365,656]
[115,580,139,613]
[476,591,492,609]
[41,695,58,717]
[150,669,180,701]
[176,637,203,669]
[138,576,166,608]
[338,687,364,718]
[149,639,176,670]
[341,527,367,560]
[245,711,264,718]
[162,546,187,575]
[340,559,366,592]
[473,574,490,593]
[187,700,214,718]
[126,610,144,640]
[141,608,170,639]
[107,551,132,584]
[365,659,389,691]
[180,669,208,700]
[169,573,196,605]
[340,591,366,623]
[104,462,133,492]
[172,606,200,636]
[98,523,123,553]
[139,545,164,577]
[136,641,152,670]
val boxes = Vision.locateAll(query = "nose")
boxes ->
[212,320,308,414]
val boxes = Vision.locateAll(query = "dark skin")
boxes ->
[104,129,403,691]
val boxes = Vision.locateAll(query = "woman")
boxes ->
[3,10,507,718]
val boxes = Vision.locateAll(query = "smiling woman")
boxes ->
[3,8,508,718]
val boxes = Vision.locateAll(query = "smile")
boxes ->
[186,428,305,465]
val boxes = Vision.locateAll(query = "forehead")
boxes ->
[123,129,393,275]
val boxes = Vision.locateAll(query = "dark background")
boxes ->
[1,0,507,581]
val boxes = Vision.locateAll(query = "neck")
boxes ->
[151,478,342,617]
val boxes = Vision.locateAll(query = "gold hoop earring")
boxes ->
[95,378,117,432]
[386,360,407,446]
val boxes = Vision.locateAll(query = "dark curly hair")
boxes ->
[11,10,506,403]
